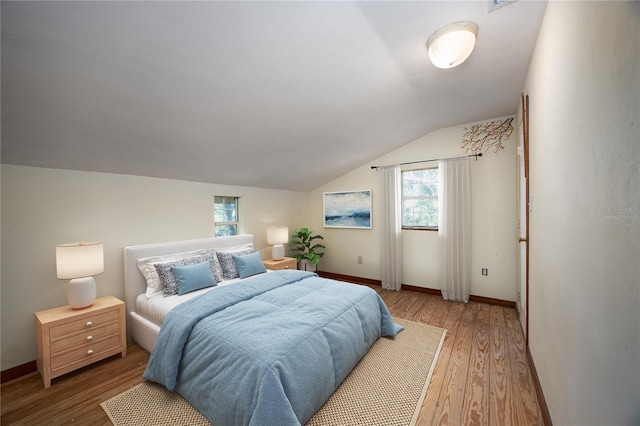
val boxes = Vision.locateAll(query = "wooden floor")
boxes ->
[373,286,543,426]
[1,287,543,425]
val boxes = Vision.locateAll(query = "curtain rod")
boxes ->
[370,153,483,170]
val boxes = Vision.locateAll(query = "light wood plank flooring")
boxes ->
[1,287,543,425]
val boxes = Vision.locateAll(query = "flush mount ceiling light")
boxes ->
[427,21,478,69]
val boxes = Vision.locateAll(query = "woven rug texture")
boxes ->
[101,318,446,426]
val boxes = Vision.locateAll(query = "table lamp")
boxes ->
[56,242,104,309]
[267,227,289,261]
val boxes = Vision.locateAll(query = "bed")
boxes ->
[123,234,402,425]
[124,234,257,352]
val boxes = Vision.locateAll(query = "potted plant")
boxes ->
[289,228,325,272]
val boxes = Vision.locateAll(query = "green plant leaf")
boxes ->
[289,227,324,264]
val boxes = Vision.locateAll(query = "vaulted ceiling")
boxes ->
[1,1,546,191]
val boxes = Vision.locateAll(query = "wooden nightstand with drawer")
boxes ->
[263,257,297,271]
[35,295,126,388]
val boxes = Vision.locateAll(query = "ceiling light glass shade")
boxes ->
[427,22,478,69]
[267,227,289,260]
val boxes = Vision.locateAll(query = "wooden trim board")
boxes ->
[317,271,517,309]
[527,346,553,426]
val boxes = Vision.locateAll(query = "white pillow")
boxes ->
[212,243,254,253]
[137,249,209,299]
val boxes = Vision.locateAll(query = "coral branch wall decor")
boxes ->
[461,117,514,156]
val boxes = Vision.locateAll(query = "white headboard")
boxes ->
[123,234,254,328]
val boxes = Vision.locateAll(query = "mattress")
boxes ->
[135,277,245,326]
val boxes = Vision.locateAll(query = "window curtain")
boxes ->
[379,165,402,291]
[438,158,471,302]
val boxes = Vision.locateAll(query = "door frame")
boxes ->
[519,93,530,345]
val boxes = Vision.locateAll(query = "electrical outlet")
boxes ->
[357,256,363,264]
[482,268,488,276]
[517,291,521,302]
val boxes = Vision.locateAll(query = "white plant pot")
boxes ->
[298,259,317,272]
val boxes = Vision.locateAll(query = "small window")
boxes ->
[402,168,439,230]
[214,196,239,237]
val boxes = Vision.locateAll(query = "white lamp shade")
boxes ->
[267,227,289,245]
[56,242,104,279]
[427,22,478,69]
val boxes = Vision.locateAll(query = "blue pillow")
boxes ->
[233,251,267,279]
[171,261,217,295]
[216,248,254,280]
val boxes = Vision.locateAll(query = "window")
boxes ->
[214,196,239,237]
[402,168,439,229]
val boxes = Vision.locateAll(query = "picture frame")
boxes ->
[323,190,372,229]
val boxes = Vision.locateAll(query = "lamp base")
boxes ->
[271,244,285,261]
[67,276,96,310]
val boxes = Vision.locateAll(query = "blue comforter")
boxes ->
[143,270,403,426]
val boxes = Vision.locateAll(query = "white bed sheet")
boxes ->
[135,268,277,328]
[135,277,244,327]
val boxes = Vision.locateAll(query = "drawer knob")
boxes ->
[86,335,93,341]
[284,266,289,269]
[87,349,94,355]
[86,321,93,327]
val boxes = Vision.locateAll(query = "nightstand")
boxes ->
[35,295,126,388]
[263,257,297,271]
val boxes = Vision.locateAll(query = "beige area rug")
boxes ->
[101,319,446,426]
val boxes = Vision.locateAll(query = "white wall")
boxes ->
[306,118,518,302]
[0,121,517,371]
[524,1,639,424]
[0,165,305,370]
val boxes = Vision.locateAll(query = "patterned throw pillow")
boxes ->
[156,253,220,296]
[137,249,210,299]
[206,249,225,282]
[216,248,254,280]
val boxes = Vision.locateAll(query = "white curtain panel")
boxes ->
[379,165,402,291]
[438,158,471,302]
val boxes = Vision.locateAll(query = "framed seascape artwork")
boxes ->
[323,190,372,229]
